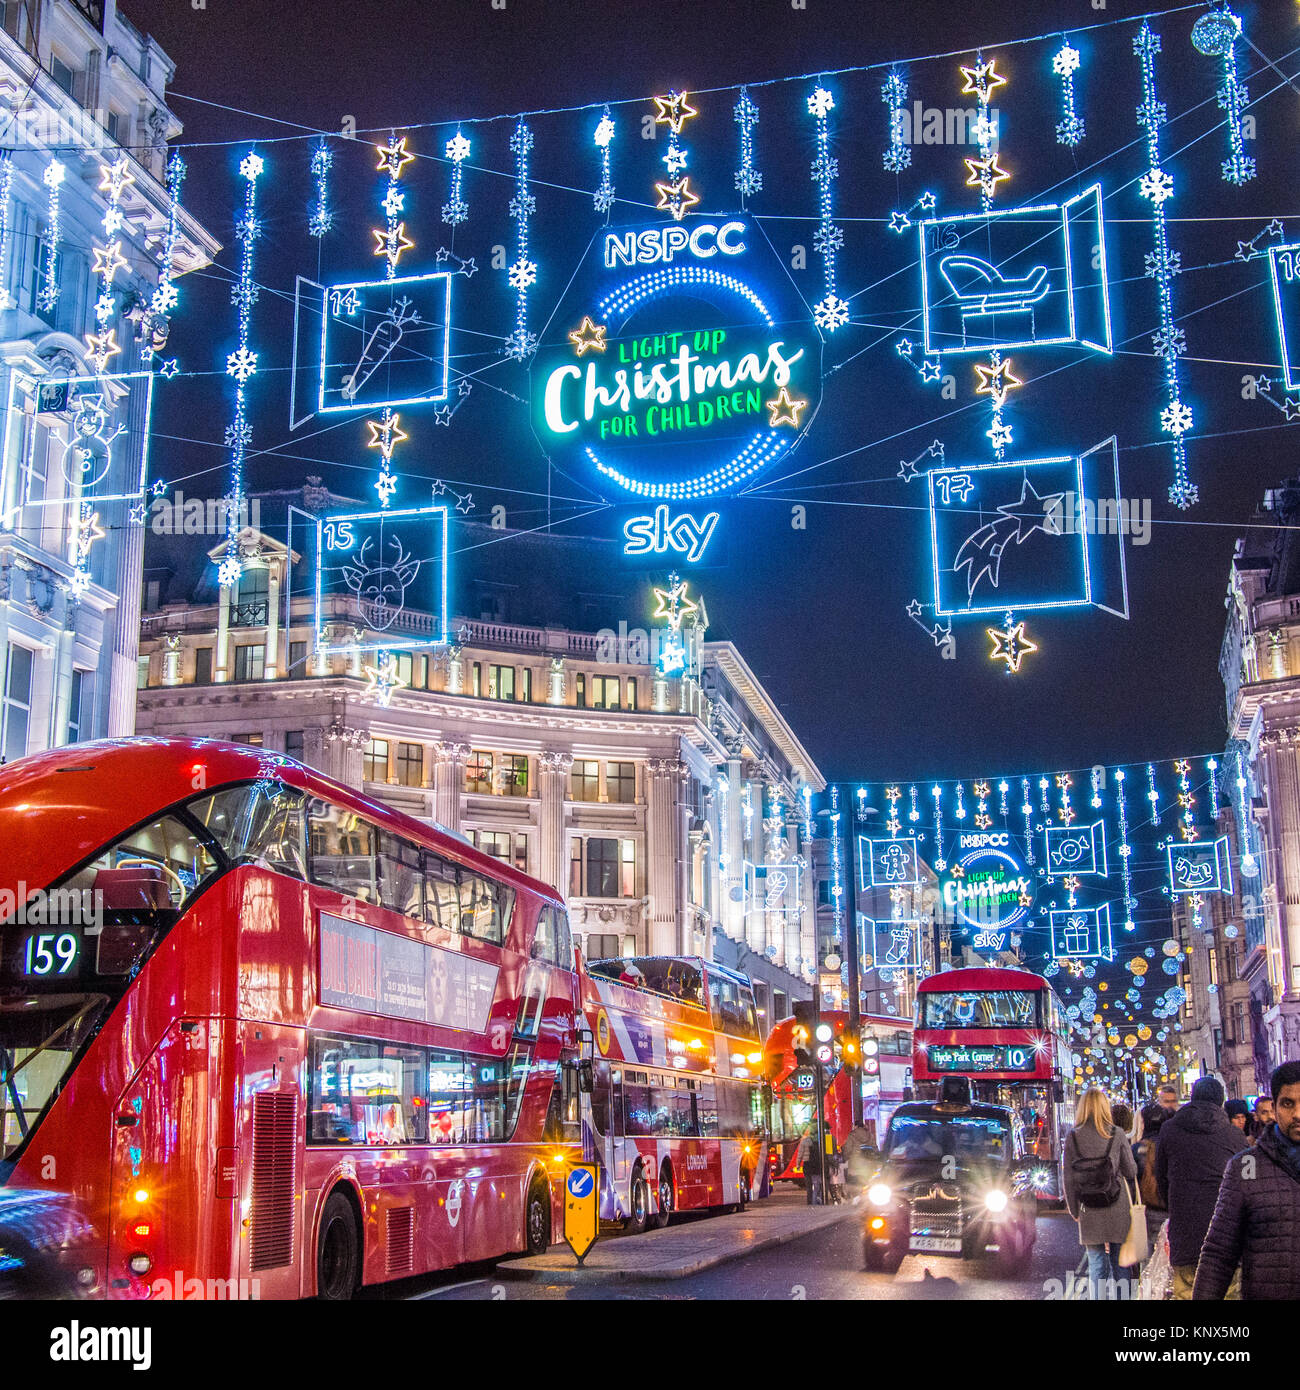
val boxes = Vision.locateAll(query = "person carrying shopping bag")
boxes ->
[1063,1087,1139,1299]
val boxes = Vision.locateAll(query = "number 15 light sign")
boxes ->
[1268,243,1300,392]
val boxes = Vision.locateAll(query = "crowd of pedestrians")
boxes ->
[1062,1061,1300,1300]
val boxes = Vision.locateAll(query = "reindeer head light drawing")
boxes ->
[342,535,420,632]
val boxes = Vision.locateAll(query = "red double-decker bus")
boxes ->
[0,738,583,1299]
[581,956,767,1228]
[763,1012,914,1184]
[913,967,1074,1200]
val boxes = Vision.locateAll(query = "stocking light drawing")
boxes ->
[219,150,264,588]
[308,140,333,238]
[807,84,848,333]
[733,87,761,206]
[1053,40,1085,146]
[503,120,537,360]
[881,70,910,173]
[38,159,64,314]
[1134,23,1196,508]
[443,128,471,226]
[1191,6,1255,186]
[592,108,615,216]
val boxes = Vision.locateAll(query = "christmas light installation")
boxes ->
[86,154,136,374]
[1191,6,1254,186]
[932,784,946,872]
[807,84,848,333]
[718,774,732,876]
[1057,771,1075,826]
[219,150,264,589]
[367,407,407,508]
[1206,757,1220,818]
[308,139,333,238]
[504,120,537,361]
[1235,749,1257,875]
[733,87,761,207]
[443,128,471,226]
[1174,757,1197,841]
[862,832,921,887]
[653,91,699,221]
[987,616,1036,672]
[0,155,12,312]
[37,159,64,314]
[146,151,187,362]
[1147,760,1161,825]
[1134,22,1196,508]
[909,785,921,823]
[1114,774,1135,930]
[375,132,414,279]
[1053,40,1085,146]
[363,650,408,707]
[592,108,615,217]
[882,69,910,173]
[959,54,1005,212]
[829,784,844,949]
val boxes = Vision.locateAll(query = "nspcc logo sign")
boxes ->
[532,216,821,499]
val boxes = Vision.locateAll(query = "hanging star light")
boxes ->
[987,616,1037,673]
[654,175,699,221]
[652,573,699,631]
[766,386,808,428]
[364,651,408,707]
[959,56,1006,104]
[963,152,1010,198]
[974,356,1022,408]
[653,90,698,135]
[568,316,607,356]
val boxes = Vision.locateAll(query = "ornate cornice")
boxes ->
[540,749,574,773]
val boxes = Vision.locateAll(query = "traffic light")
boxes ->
[839,1032,861,1070]
[814,1022,833,1066]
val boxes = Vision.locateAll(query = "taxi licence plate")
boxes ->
[909,1236,961,1253]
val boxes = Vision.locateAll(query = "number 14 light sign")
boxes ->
[1268,243,1300,392]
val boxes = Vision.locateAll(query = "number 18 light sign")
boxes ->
[531,217,821,500]
[1268,243,1300,392]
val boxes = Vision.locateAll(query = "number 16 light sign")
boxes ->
[1268,243,1300,392]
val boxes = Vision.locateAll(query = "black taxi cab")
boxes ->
[862,1079,1040,1277]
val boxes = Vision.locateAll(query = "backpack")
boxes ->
[1069,1130,1121,1208]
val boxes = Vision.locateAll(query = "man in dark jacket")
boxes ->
[1195,1061,1300,1301]
[1154,1075,1249,1298]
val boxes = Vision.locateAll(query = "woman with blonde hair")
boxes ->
[1064,1086,1139,1298]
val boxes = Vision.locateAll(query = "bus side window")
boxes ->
[376,831,423,920]
[423,854,460,934]
[189,785,308,880]
[590,1061,612,1137]
[531,907,555,962]
[307,799,377,904]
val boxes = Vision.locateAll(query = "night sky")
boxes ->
[123,0,1300,786]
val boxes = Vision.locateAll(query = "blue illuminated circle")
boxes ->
[1191,9,1240,57]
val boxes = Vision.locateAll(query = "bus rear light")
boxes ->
[131,1220,152,1239]
[128,1253,152,1277]
[868,1216,887,1232]
[132,1189,149,1205]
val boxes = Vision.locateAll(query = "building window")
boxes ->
[474,830,512,862]
[233,644,265,682]
[2,644,34,763]
[395,742,424,788]
[607,761,636,804]
[229,732,264,748]
[285,730,305,762]
[626,678,638,711]
[289,641,307,677]
[48,54,76,97]
[585,933,621,961]
[575,673,586,708]
[571,836,636,898]
[488,664,515,701]
[499,753,529,797]
[136,655,150,690]
[230,568,269,627]
[465,751,493,794]
[592,675,620,710]
[67,669,90,743]
[570,759,600,802]
[194,647,213,685]
[519,667,532,702]
[415,654,429,690]
[145,579,161,612]
[363,738,389,783]
[514,834,528,875]
[396,652,413,690]
[0,0,35,50]
[472,662,482,698]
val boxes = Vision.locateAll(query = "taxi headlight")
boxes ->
[867,1183,892,1208]
[984,1189,1009,1213]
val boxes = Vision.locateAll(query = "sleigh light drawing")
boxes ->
[312,504,450,654]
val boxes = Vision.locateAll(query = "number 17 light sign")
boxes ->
[1268,243,1300,392]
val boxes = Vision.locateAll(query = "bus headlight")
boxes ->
[984,1189,1009,1214]
[867,1183,892,1208]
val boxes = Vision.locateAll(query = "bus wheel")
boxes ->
[625,1171,651,1235]
[654,1166,674,1229]
[525,1178,551,1255]
[316,1192,361,1301]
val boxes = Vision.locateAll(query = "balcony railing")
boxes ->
[228,600,269,628]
